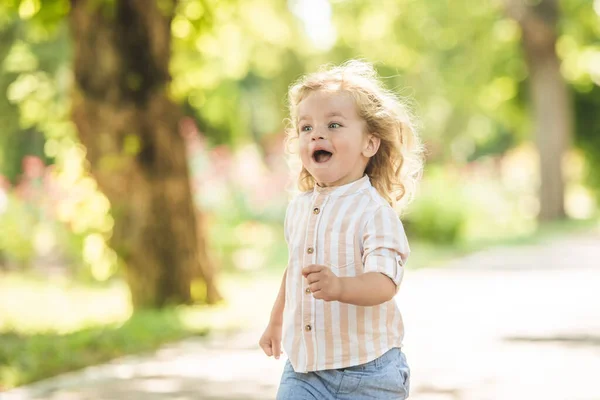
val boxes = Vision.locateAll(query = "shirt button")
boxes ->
[305,324,312,332]
[307,247,314,254]
[313,207,320,215]
[305,288,311,294]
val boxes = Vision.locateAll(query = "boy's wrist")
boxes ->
[336,276,348,303]
[269,314,283,326]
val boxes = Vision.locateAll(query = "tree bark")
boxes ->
[69,0,221,308]
[503,0,570,221]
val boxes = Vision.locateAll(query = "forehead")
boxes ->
[297,90,359,120]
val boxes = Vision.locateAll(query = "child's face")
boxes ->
[297,90,379,187]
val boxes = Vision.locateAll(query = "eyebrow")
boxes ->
[298,111,347,121]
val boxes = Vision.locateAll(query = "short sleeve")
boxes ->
[361,205,410,291]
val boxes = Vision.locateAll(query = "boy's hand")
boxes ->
[302,264,342,302]
[259,322,283,359]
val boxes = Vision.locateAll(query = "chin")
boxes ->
[311,172,344,186]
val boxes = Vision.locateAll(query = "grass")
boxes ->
[0,311,208,389]
[0,217,597,390]
[0,271,281,390]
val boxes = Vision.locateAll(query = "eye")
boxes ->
[329,122,341,129]
[300,125,312,132]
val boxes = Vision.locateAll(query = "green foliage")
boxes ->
[574,85,600,199]
[0,310,207,388]
[203,188,288,272]
[171,0,309,146]
[404,195,467,244]
[329,0,529,162]
[0,194,36,266]
[0,2,119,281]
[402,158,547,245]
[0,1,70,181]
[561,0,600,198]
[403,168,468,244]
[0,0,595,278]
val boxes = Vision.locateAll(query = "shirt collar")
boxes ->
[313,175,371,197]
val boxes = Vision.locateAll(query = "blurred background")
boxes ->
[0,0,599,399]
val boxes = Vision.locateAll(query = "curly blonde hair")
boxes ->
[285,60,424,210]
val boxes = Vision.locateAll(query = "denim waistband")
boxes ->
[372,347,402,368]
[345,347,402,372]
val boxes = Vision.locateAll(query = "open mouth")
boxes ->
[312,150,333,163]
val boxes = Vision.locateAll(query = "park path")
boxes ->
[3,230,600,400]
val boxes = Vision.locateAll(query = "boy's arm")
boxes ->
[338,272,395,306]
[269,268,287,324]
[356,204,409,301]
[302,265,394,306]
[259,268,287,359]
[303,205,409,307]
[270,199,292,324]
[260,200,293,358]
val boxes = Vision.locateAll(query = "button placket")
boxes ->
[301,194,326,368]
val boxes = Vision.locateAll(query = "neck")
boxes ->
[315,174,366,188]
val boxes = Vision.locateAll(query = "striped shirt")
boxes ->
[282,175,410,373]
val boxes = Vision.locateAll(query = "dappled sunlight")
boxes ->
[7,342,282,399]
[0,274,131,334]
[0,0,599,398]
[180,272,281,333]
[289,0,336,51]
[0,270,281,390]
[4,233,600,399]
[0,269,280,336]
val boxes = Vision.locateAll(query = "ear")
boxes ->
[362,134,380,158]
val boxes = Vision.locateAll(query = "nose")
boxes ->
[310,128,326,141]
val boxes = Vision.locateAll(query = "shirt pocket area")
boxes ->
[323,242,357,271]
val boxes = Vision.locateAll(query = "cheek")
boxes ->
[298,137,308,151]
[298,137,311,159]
[333,137,361,156]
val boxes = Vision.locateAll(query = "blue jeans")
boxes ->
[276,348,410,399]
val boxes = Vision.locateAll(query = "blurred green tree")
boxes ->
[168,0,309,152]
[328,0,599,221]
[503,0,571,221]
[68,0,220,307]
[1,0,598,287]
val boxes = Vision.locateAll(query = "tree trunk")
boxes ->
[69,0,221,308]
[503,0,571,221]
